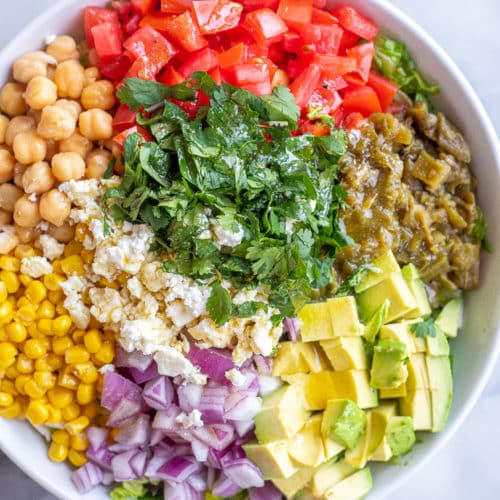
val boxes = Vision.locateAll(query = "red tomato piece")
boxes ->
[223,62,270,85]
[333,5,378,41]
[84,7,119,48]
[159,65,185,85]
[289,63,322,108]
[125,55,158,80]
[110,1,133,19]
[239,0,280,12]
[179,47,219,77]
[139,13,176,31]
[343,73,366,89]
[209,66,222,84]
[91,22,122,60]
[342,86,382,116]
[98,53,132,81]
[311,8,338,25]
[113,105,137,132]
[343,111,367,129]
[217,43,246,67]
[241,80,272,95]
[114,125,152,148]
[131,0,155,16]
[308,86,342,115]
[367,70,398,111]
[268,43,287,66]
[243,8,288,45]
[124,25,177,63]
[346,41,374,81]
[282,31,302,53]
[287,53,314,80]
[192,0,243,34]
[301,23,343,54]
[277,0,313,25]
[312,0,326,8]
[315,54,357,78]
[334,76,348,90]
[338,29,360,54]
[163,11,208,52]
[161,0,193,13]
[244,43,270,60]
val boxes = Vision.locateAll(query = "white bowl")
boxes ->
[0,1,499,499]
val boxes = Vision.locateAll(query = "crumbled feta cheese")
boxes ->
[89,288,123,323]
[38,234,64,261]
[225,368,246,387]
[175,409,204,429]
[154,345,198,378]
[284,218,297,235]
[60,276,91,329]
[99,364,115,374]
[127,277,143,299]
[212,222,244,248]
[120,319,173,355]
[20,256,53,278]
[165,300,197,328]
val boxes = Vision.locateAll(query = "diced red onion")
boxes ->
[253,355,272,375]
[191,439,209,463]
[145,448,172,480]
[130,450,148,478]
[211,473,242,497]
[233,418,255,438]
[85,427,108,452]
[178,383,203,413]
[106,397,142,427]
[101,372,142,411]
[224,458,264,488]
[225,395,262,422]
[71,462,103,493]
[163,483,203,500]
[115,346,153,372]
[207,467,216,489]
[86,445,114,471]
[187,470,208,492]
[249,482,283,500]
[128,361,159,384]
[157,456,202,484]
[172,445,192,457]
[102,472,114,486]
[152,405,181,431]
[115,414,151,449]
[111,450,139,481]
[199,386,228,424]
[258,375,283,396]
[187,344,235,384]
[284,317,300,342]
[143,376,174,410]
[150,429,165,447]
[191,424,235,451]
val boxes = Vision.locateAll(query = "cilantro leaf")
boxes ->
[207,281,233,326]
[472,207,493,252]
[337,262,380,296]
[410,317,438,339]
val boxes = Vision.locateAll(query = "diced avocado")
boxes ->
[399,390,432,431]
[272,466,314,498]
[345,410,386,469]
[243,440,297,479]
[363,300,390,344]
[271,342,318,376]
[254,385,310,443]
[370,338,409,389]
[321,399,367,450]
[402,264,432,319]
[426,355,453,432]
[379,322,415,353]
[375,401,398,418]
[288,415,325,467]
[284,372,338,411]
[355,251,401,293]
[322,434,346,461]
[327,296,365,337]
[435,298,463,337]
[426,328,450,356]
[369,404,398,462]
[320,337,368,371]
[307,343,333,373]
[331,371,379,409]
[325,467,372,500]
[311,459,356,498]
[406,354,430,391]
[380,383,407,399]
[298,302,334,342]
[386,416,416,456]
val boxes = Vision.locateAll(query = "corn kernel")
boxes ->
[0,302,14,327]
[24,379,46,399]
[61,255,85,276]
[47,405,62,424]
[24,338,47,359]
[46,353,63,371]
[0,327,6,342]
[81,401,99,419]
[83,330,102,354]
[65,345,89,364]
[68,448,87,467]
[16,297,31,309]
[98,277,120,290]
[6,322,27,343]
[58,372,79,391]
[0,341,17,369]
[14,245,36,260]
[74,223,88,241]
[65,415,90,436]
[14,374,30,395]
[94,342,114,365]
[48,442,68,462]
[15,305,37,324]
[51,259,62,274]
[37,319,52,335]
[26,400,49,425]
[56,304,68,315]
[61,402,81,421]
[36,300,56,320]
[76,382,95,405]
[73,362,99,384]
[72,329,85,345]
[1,380,18,395]
[0,281,7,303]
[25,280,47,304]
[47,290,64,305]
[19,274,33,287]
[0,391,14,407]
[34,357,52,372]
[34,370,56,390]
[52,429,70,446]
[4,365,18,379]
[71,432,89,451]
[52,315,72,336]
[0,271,20,294]
[0,256,20,272]
[0,400,21,418]
[48,386,74,408]
[52,336,73,355]
[16,354,34,374]
[43,273,65,292]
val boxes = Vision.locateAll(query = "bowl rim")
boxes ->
[0,0,499,499]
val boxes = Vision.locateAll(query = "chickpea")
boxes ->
[59,132,92,159]
[15,224,38,243]
[51,152,85,182]
[85,149,112,179]
[27,108,42,126]
[0,149,15,183]
[81,81,116,111]
[46,35,79,63]
[22,161,56,194]
[54,60,84,99]
[5,116,36,146]
[78,109,113,141]
[25,76,58,110]
[55,100,81,121]
[83,67,101,88]
[37,106,75,141]
[13,51,52,83]
[12,131,47,165]
[45,140,58,162]
[13,162,27,188]
[0,227,19,254]
[48,221,74,242]
[0,83,26,117]
[13,194,41,228]
[0,115,9,144]
[40,189,70,226]
[0,184,23,211]
[0,209,12,225]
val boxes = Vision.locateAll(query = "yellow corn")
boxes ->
[16,354,33,374]
[61,402,81,421]
[37,319,52,335]
[65,345,89,364]
[52,429,70,446]
[76,383,96,406]
[83,330,102,354]
[4,365,18,379]
[47,406,62,424]
[73,363,98,384]
[52,315,72,336]
[19,274,32,287]
[58,372,79,391]
[60,255,85,276]
[33,370,56,390]
[65,415,89,436]
[0,271,20,294]
[81,401,100,419]
[0,256,20,272]
[63,240,83,257]
[26,400,49,425]
[68,449,87,467]
[47,290,64,304]
[1,380,17,395]
[36,300,55,320]
[0,391,14,407]
[71,329,85,345]
[6,322,27,343]
[47,386,74,409]
[0,302,14,327]
[46,353,63,371]
[0,341,17,369]
[0,281,7,303]
[15,305,37,324]
[71,432,89,451]
[14,245,36,260]
[48,442,68,462]
[23,339,47,360]
[52,336,73,355]
[34,357,52,372]
[0,400,21,418]
[94,342,114,365]
[43,273,65,292]
[14,374,30,395]
[24,379,46,399]
[81,249,94,265]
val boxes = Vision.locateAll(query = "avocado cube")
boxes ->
[303,371,338,410]
[325,467,373,500]
[379,322,415,353]
[321,399,367,450]
[327,296,364,337]
[435,298,463,338]
[254,385,310,443]
[380,383,407,399]
[271,342,318,376]
[399,390,432,431]
[272,466,315,498]
[322,434,346,461]
[357,273,418,323]
[406,354,430,391]
[426,355,453,432]
[311,459,357,498]
[363,299,390,344]
[370,438,393,462]
[320,337,368,371]
[368,404,399,462]
[307,343,333,373]
[243,440,297,480]
[288,415,326,467]
[426,328,450,356]
[370,338,409,390]
[298,302,334,341]
[386,416,416,456]
[402,264,432,319]
[331,370,379,409]
[354,251,401,293]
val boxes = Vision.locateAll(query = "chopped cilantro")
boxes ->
[472,207,492,252]
[336,262,380,296]
[410,317,438,339]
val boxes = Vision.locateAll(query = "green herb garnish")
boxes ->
[472,207,492,252]
[410,316,438,339]
[110,480,162,500]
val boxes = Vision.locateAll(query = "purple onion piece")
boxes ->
[101,372,142,411]
[156,455,202,484]
[71,462,103,493]
[211,473,242,498]
[249,482,283,500]
[223,458,264,489]
[283,317,300,342]
[111,450,140,482]
[187,344,235,384]
[143,376,174,410]
[114,413,151,449]
[128,361,159,384]
[115,346,153,372]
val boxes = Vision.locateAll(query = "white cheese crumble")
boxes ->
[98,364,115,374]
[38,234,64,261]
[20,256,53,278]
[225,368,246,387]
[212,222,244,248]
[175,409,204,429]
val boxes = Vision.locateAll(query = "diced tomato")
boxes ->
[243,8,288,45]
[98,53,132,81]
[192,0,243,34]
[367,70,398,111]
[208,66,222,84]
[244,43,269,60]
[241,80,272,95]
[163,11,208,52]
[315,54,357,78]
[111,1,133,19]
[159,65,185,85]
[277,0,313,25]
[282,31,302,53]
[346,41,374,81]
[268,43,287,66]
[113,105,137,132]
[179,47,219,77]
[91,23,122,61]
[125,55,158,80]
[312,123,330,136]
[222,62,270,85]
[301,23,343,54]
[160,0,193,13]
[338,29,360,54]
[289,63,322,107]
[312,0,326,8]
[239,0,280,12]
[114,125,152,148]
[343,73,366,89]
[342,86,382,116]
[124,25,177,64]
[333,5,378,41]
[131,0,155,16]
[217,43,246,67]
[311,8,338,25]
[334,76,348,91]
[139,12,176,31]
[84,7,119,48]
[287,52,314,80]
[308,86,342,115]
[343,111,367,129]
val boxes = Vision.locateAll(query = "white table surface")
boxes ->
[0,1,499,499]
